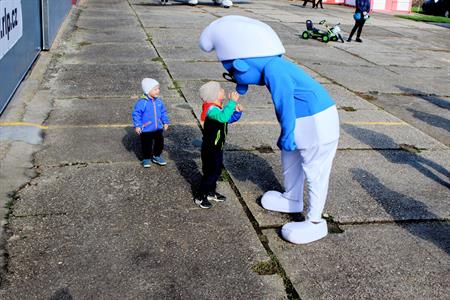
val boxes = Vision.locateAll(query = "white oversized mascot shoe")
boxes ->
[281,219,328,244]
[261,191,303,213]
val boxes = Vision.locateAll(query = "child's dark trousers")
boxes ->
[199,148,223,196]
[140,129,164,159]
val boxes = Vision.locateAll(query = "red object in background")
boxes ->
[72,0,77,4]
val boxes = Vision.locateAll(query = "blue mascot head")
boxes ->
[199,15,285,95]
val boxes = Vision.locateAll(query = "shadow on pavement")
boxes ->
[122,126,143,160]
[351,168,450,255]
[407,108,450,133]
[343,124,450,189]
[397,86,450,110]
[164,124,283,202]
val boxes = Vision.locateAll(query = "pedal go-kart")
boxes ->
[301,20,344,43]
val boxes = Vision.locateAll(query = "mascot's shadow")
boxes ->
[351,168,450,255]
[343,124,450,189]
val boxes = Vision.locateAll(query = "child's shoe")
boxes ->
[152,156,167,166]
[142,159,152,168]
[207,191,227,202]
[194,195,213,209]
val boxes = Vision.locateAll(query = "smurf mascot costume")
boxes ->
[200,16,340,244]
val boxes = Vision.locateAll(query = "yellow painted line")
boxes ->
[0,121,408,130]
[343,121,407,126]
[0,122,49,129]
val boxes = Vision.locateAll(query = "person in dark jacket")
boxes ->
[347,0,371,42]
[195,81,242,209]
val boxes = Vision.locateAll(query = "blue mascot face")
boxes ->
[222,57,276,95]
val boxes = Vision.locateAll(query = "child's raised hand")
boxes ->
[135,127,142,135]
[229,91,239,102]
[163,124,169,131]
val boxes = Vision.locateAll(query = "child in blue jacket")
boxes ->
[132,78,170,167]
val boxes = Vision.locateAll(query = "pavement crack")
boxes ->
[337,219,450,226]
[222,170,301,300]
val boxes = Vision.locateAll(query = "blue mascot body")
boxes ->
[200,16,340,244]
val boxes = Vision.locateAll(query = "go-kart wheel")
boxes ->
[322,35,329,43]
[302,31,310,39]
[331,36,338,42]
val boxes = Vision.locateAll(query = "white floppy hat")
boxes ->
[141,78,159,94]
[199,81,221,102]
[199,15,285,61]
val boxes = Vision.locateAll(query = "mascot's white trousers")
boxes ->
[262,105,339,244]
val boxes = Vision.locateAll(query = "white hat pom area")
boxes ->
[199,15,285,61]
[141,78,159,94]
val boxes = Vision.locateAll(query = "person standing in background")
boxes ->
[347,0,371,42]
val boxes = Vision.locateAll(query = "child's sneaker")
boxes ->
[207,191,227,202]
[152,156,167,166]
[195,195,213,209]
[142,159,152,168]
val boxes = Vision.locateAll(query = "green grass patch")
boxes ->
[252,260,278,275]
[397,13,450,23]
[411,6,423,13]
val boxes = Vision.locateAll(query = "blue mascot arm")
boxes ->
[265,72,297,151]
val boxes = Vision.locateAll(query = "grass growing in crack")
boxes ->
[355,92,377,101]
[252,260,278,275]
[341,106,356,112]
[151,57,169,72]
[323,214,345,234]
[78,41,91,47]
[399,143,421,154]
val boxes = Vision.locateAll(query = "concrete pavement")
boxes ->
[0,0,449,299]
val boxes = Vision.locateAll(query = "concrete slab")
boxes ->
[329,150,450,223]
[78,9,137,20]
[225,149,450,227]
[336,42,447,68]
[136,11,216,29]
[340,121,447,150]
[71,27,148,44]
[263,223,450,300]
[52,63,172,98]
[387,66,450,96]
[219,109,447,151]
[62,43,158,65]
[164,61,225,81]
[77,15,141,30]
[370,94,450,146]
[321,84,380,110]
[307,63,450,96]
[286,44,373,67]
[4,163,285,299]
[45,96,191,126]
[157,46,217,62]
[146,28,205,48]
[34,124,203,166]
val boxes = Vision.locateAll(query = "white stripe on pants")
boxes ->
[281,139,338,222]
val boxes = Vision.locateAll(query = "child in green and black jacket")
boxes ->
[195,81,243,209]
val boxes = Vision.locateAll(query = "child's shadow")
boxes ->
[164,125,283,202]
[122,127,142,160]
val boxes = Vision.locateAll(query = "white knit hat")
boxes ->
[199,81,221,102]
[142,78,159,94]
[199,15,285,61]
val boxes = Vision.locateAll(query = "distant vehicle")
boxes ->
[422,0,450,17]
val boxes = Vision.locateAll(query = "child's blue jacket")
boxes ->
[132,94,170,132]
